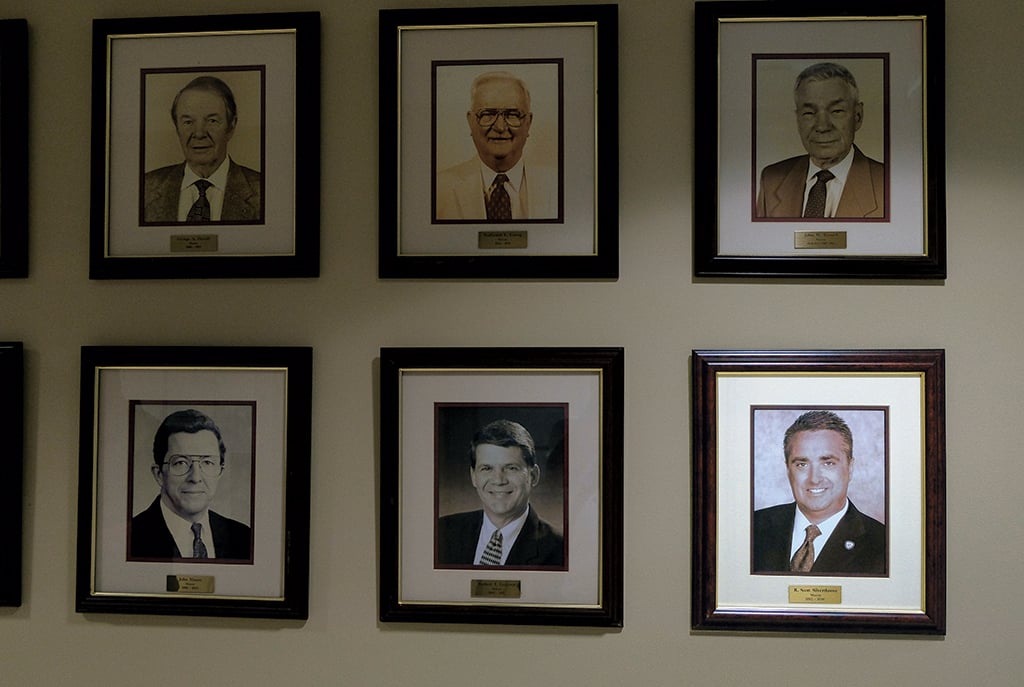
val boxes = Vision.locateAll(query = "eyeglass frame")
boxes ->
[162,453,225,477]
[471,108,530,128]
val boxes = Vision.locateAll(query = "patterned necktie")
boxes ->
[479,530,503,565]
[191,522,209,559]
[790,523,821,572]
[802,170,835,217]
[485,173,512,221]
[187,179,212,222]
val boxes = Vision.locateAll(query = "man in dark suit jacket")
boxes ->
[753,410,887,576]
[142,75,262,224]
[437,419,564,568]
[129,409,252,562]
[755,62,886,219]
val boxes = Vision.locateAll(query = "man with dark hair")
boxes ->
[753,410,886,575]
[130,409,252,561]
[143,75,262,223]
[437,419,564,567]
[756,62,885,218]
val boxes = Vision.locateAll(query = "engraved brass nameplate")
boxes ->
[471,579,522,598]
[170,234,219,252]
[166,575,215,593]
[479,231,528,249]
[794,231,847,249]
[789,585,842,604]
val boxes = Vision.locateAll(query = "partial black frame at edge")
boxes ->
[75,346,312,619]
[379,347,624,626]
[693,0,946,279]
[691,349,946,634]
[0,20,29,278]
[0,343,24,606]
[378,4,619,280]
[88,12,320,280]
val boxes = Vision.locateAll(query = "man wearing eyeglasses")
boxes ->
[129,409,252,561]
[435,71,558,221]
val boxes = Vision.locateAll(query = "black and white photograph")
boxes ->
[380,347,623,626]
[76,346,311,619]
[435,404,567,570]
[127,402,256,564]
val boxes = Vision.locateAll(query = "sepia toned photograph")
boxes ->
[433,61,563,223]
[140,68,265,226]
[90,12,320,279]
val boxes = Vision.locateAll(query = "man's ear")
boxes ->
[530,464,541,486]
[150,463,164,486]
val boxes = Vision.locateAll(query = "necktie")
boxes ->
[187,179,212,222]
[479,530,503,565]
[802,169,835,218]
[485,173,512,221]
[790,524,821,572]
[191,522,209,559]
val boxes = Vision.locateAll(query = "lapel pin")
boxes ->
[844,540,855,550]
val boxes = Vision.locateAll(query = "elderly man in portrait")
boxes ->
[756,62,886,219]
[435,71,558,221]
[752,410,886,575]
[130,409,252,561]
[437,419,564,567]
[143,75,262,223]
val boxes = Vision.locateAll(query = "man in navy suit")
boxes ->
[142,75,262,224]
[753,410,886,575]
[130,409,252,561]
[437,419,564,568]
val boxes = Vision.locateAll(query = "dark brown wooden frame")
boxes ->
[692,349,945,634]
[380,347,624,626]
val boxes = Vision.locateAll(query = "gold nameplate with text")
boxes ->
[479,231,528,249]
[794,231,847,249]
[170,234,219,253]
[166,575,215,594]
[470,579,522,598]
[789,585,842,604]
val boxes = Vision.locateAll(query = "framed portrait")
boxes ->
[0,19,28,278]
[378,4,619,279]
[76,346,312,619]
[89,12,320,279]
[380,347,623,626]
[691,349,945,634]
[693,1,945,279]
[0,342,24,606]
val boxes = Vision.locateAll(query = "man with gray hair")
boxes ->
[756,62,885,218]
[435,70,558,221]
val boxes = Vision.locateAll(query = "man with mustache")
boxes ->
[143,75,262,223]
[756,62,885,219]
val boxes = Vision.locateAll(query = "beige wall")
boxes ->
[1,0,1021,684]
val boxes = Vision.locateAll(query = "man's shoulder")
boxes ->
[209,509,252,534]
[437,157,481,183]
[761,155,808,178]
[228,160,262,185]
[438,509,483,529]
[845,500,886,534]
[143,163,185,187]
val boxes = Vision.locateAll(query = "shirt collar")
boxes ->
[479,157,525,191]
[181,156,231,191]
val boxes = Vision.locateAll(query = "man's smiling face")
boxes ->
[174,87,235,178]
[470,443,539,528]
[785,429,854,523]
[153,429,222,522]
[466,75,533,173]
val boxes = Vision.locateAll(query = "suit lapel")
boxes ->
[835,148,880,217]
